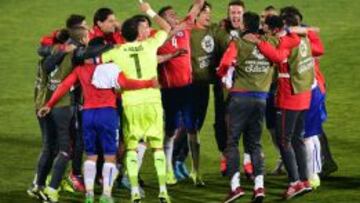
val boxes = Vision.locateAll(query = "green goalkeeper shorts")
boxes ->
[123,103,164,150]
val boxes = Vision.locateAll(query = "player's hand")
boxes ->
[37,106,51,118]
[173,48,188,58]
[139,2,151,13]
[150,77,160,88]
[243,33,261,44]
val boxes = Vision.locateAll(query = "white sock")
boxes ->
[164,136,175,173]
[313,136,322,174]
[160,185,167,193]
[243,153,251,165]
[254,175,264,190]
[84,160,96,195]
[132,186,140,195]
[102,162,119,197]
[305,136,318,179]
[137,142,147,170]
[231,172,240,191]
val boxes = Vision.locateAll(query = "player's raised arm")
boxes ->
[139,1,171,33]
[187,0,205,21]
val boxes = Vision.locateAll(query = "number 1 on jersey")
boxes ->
[130,53,142,78]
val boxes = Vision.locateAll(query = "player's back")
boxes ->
[75,64,117,109]
[102,31,168,107]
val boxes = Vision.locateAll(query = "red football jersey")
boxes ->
[46,64,153,109]
[258,33,311,110]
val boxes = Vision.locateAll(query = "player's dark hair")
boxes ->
[121,18,139,42]
[265,15,284,30]
[88,37,106,47]
[264,5,276,11]
[282,13,299,26]
[93,7,114,26]
[66,14,86,29]
[55,29,70,44]
[201,1,212,12]
[228,0,245,9]
[158,6,173,17]
[280,6,303,21]
[132,14,152,27]
[243,11,259,33]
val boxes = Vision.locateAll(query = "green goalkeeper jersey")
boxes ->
[102,31,168,107]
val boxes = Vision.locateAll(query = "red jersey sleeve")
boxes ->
[307,31,324,57]
[117,73,154,90]
[258,33,300,64]
[217,41,238,77]
[40,30,58,46]
[46,69,79,108]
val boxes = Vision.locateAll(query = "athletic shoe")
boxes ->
[220,157,227,176]
[69,172,85,192]
[190,172,205,187]
[177,161,190,179]
[302,180,313,193]
[223,187,245,203]
[166,172,177,185]
[174,164,186,181]
[159,191,171,203]
[131,192,142,203]
[243,162,254,180]
[283,181,307,200]
[309,174,321,189]
[251,188,265,203]
[84,193,94,203]
[99,195,114,203]
[43,187,59,203]
[61,179,75,193]
[27,184,47,200]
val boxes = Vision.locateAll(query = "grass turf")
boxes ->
[0,0,359,202]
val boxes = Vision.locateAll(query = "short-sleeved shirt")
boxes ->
[102,31,168,106]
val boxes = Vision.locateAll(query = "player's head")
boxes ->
[242,11,259,34]
[66,14,88,29]
[265,15,284,35]
[69,26,90,45]
[93,7,117,33]
[280,6,303,24]
[196,1,212,27]
[227,0,245,29]
[132,14,152,40]
[54,29,70,44]
[121,16,149,42]
[158,6,178,28]
[261,6,278,25]
[282,12,300,27]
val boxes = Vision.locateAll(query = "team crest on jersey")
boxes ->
[201,35,215,53]
[229,30,240,39]
[176,31,184,37]
[252,47,265,60]
[299,38,308,57]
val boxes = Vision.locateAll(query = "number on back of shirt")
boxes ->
[130,53,142,78]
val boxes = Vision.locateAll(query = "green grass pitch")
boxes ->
[0,0,359,202]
